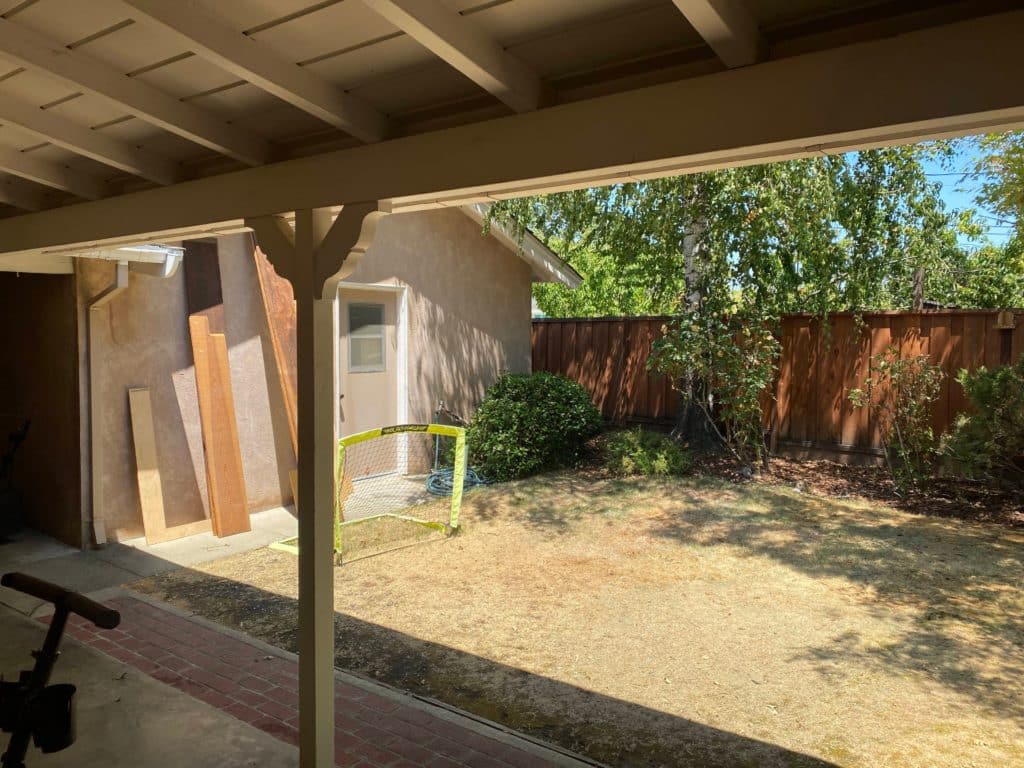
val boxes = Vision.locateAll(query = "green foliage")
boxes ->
[649,305,780,465]
[970,130,1024,239]
[604,428,693,477]
[467,373,602,482]
[942,358,1024,487]
[497,145,969,321]
[848,346,944,492]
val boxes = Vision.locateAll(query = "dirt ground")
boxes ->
[133,473,1024,768]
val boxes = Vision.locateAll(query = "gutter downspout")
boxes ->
[86,262,129,546]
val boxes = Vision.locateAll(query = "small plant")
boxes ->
[467,372,602,482]
[604,428,693,477]
[848,345,943,492]
[942,358,1024,487]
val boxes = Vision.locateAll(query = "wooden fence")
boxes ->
[532,311,1024,457]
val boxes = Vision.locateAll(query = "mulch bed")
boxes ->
[694,453,1024,528]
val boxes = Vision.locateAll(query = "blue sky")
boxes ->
[918,141,1014,247]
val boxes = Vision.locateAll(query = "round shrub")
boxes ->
[604,428,693,477]
[467,373,602,481]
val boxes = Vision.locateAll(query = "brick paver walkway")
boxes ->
[59,595,574,768]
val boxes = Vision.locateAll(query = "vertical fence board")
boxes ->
[929,315,951,437]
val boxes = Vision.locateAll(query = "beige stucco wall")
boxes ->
[348,208,533,424]
[73,209,529,543]
[77,235,293,542]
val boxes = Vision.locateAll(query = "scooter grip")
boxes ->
[1,572,121,629]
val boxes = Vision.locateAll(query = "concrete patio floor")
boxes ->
[0,507,297,616]
[2,605,298,767]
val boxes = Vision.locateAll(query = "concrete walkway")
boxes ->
[0,508,297,616]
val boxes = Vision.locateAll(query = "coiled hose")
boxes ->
[426,467,490,496]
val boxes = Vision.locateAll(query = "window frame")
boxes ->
[347,302,387,373]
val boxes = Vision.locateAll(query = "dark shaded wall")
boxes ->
[0,272,82,546]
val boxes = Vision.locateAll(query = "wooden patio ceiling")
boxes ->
[0,0,1021,266]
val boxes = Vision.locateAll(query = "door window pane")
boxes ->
[348,303,386,372]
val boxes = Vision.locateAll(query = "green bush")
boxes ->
[942,358,1024,487]
[604,428,693,477]
[467,373,602,481]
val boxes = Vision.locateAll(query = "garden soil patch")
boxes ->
[133,474,1024,768]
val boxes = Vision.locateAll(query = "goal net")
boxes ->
[271,423,466,562]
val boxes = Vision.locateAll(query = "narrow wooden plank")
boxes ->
[564,321,579,382]
[928,314,951,439]
[867,317,891,449]
[128,387,168,546]
[983,314,1003,369]
[773,316,795,443]
[593,321,611,417]
[627,319,648,419]
[532,322,545,371]
[190,314,251,537]
[607,321,626,423]
[647,320,666,421]
[1013,313,1024,363]
[253,245,298,455]
[948,313,967,418]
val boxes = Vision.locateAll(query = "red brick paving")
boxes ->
[55,596,567,768]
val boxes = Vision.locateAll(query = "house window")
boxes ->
[348,303,386,372]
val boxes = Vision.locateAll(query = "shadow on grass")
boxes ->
[142,570,837,768]
[469,472,1024,724]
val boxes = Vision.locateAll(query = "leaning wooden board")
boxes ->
[128,387,212,544]
[253,245,298,456]
[189,314,251,537]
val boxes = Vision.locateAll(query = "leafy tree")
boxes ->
[970,130,1024,238]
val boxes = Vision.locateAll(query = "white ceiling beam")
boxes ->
[118,0,392,143]
[362,0,542,113]
[0,10,1021,257]
[0,18,271,166]
[0,147,107,199]
[672,0,762,67]
[0,176,49,211]
[0,94,179,184]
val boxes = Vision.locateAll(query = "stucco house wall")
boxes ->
[77,237,293,542]
[72,210,539,543]
[350,208,534,423]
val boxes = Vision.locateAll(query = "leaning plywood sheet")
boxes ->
[128,387,212,545]
[253,245,298,455]
[189,314,251,537]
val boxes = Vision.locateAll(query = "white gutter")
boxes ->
[83,245,182,545]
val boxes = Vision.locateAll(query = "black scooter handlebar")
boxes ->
[1,573,120,630]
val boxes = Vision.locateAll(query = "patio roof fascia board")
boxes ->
[0,10,1023,259]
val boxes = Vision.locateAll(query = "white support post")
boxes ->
[247,203,387,768]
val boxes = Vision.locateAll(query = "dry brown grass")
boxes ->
[134,473,1024,768]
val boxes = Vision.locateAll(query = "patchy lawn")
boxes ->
[133,473,1024,768]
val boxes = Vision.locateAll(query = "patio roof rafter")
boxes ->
[0,177,48,211]
[361,0,543,113]
[0,147,107,199]
[0,17,271,166]
[671,0,763,67]
[0,93,180,184]
[117,0,393,143]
